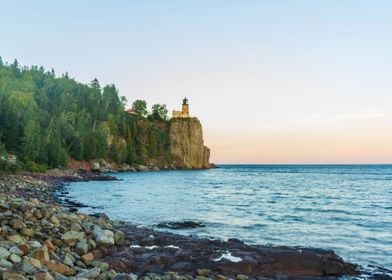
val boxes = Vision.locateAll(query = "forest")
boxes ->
[0,58,172,172]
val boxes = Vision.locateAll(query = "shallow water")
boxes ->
[65,165,392,269]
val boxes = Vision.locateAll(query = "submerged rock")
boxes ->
[156,221,205,230]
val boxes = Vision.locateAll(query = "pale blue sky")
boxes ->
[1,1,392,163]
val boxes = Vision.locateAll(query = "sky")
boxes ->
[1,1,392,163]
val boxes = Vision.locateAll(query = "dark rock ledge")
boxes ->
[0,170,374,280]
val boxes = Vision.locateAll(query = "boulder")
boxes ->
[92,226,114,246]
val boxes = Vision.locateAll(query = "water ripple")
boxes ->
[66,164,392,270]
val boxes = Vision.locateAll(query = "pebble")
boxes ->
[0,247,11,259]
[81,252,94,263]
[2,272,25,280]
[9,253,22,263]
[9,246,24,256]
[76,267,101,278]
[0,258,13,268]
[62,231,86,246]
[35,244,50,264]
[46,260,75,276]
[8,235,23,244]
[35,271,55,280]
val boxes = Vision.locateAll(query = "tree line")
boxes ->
[0,58,172,172]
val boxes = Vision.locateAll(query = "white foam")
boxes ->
[129,245,142,248]
[145,246,158,250]
[213,252,242,263]
[164,245,180,249]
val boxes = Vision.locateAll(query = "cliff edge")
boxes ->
[169,117,210,169]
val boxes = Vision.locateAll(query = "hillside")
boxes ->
[0,58,210,172]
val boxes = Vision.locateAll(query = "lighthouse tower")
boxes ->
[172,97,190,118]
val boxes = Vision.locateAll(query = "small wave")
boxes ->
[242,223,267,229]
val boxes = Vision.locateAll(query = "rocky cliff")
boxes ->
[169,117,211,169]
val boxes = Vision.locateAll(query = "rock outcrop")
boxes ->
[169,117,211,169]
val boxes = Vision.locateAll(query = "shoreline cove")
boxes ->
[0,170,389,279]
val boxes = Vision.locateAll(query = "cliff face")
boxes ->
[169,118,210,169]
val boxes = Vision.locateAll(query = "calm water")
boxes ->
[65,165,392,269]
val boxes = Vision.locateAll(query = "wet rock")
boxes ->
[107,259,130,272]
[236,275,248,280]
[156,221,205,230]
[113,274,137,280]
[197,269,211,277]
[114,230,125,245]
[195,276,211,280]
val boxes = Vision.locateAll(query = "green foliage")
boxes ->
[0,58,173,170]
[149,103,168,121]
[132,100,148,117]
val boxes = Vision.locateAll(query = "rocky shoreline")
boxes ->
[0,170,381,280]
[68,158,217,174]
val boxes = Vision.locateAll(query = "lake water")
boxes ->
[65,165,392,270]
